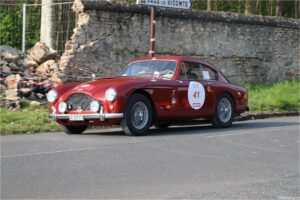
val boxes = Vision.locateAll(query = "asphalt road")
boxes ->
[1,117,299,199]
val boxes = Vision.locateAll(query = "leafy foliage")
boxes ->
[0,2,41,49]
[0,0,74,53]
[191,0,298,18]
[0,5,23,48]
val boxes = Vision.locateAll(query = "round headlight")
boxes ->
[105,88,117,102]
[90,100,100,112]
[46,90,58,103]
[58,102,67,113]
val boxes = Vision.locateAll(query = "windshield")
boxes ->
[122,60,177,79]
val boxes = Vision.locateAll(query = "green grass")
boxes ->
[0,101,60,135]
[245,79,300,113]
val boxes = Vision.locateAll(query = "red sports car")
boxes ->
[47,56,248,136]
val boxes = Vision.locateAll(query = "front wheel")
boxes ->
[121,94,153,136]
[60,124,87,134]
[211,93,235,128]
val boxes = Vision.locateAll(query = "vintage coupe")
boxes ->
[47,56,248,136]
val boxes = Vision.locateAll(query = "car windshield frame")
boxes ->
[121,60,178,79]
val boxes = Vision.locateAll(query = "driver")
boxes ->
[185,63,198,80]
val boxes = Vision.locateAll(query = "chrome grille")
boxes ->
[66,93,94,111]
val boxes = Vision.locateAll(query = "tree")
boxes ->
[238,0,242,13]
[296,0,299,18]
[207,0,212,11]
[275,0,282,16]
[256,0,262,15]
[269,0,274,16]
[245,0,256,15]
[41,0,54,49]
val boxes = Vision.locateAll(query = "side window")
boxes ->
[180,62,202,80]
[201,64,218,81]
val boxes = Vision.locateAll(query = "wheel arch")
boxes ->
[217,91,236,112]
[211,90,236,128]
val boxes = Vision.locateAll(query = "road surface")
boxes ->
[1,117,299,199]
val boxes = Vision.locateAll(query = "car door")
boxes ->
[175,60,216,119]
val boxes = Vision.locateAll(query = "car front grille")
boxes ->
[66,93,97,111]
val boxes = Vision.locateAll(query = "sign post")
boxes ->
[136,0,192,58]
[149,7,156,57]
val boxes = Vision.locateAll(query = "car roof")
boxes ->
[132,56,196,62]
[131,56,215,68]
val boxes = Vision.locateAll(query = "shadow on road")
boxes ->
[83,118,299,137]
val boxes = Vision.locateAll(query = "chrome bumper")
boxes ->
[49,113,124,121]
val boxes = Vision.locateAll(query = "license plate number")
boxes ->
[69,115,84,121]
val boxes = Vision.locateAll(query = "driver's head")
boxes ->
[185,63,192,73]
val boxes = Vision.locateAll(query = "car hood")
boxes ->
[65,76,157,97]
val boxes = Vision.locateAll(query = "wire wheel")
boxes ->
[211,93,235,128]
[131,102,149,130]
[121,94,153,136]
[218,97,232,123]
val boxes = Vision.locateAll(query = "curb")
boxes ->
[235,111,300,121]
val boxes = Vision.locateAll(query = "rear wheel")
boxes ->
[211,93,235,128]
[60,125,87,134]
[121,94,153,136]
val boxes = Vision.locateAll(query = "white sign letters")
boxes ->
[136,0,192,10]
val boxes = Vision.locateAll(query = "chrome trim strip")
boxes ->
[49,113,124,121]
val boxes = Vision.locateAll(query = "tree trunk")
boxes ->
[275,0,282,16]
[295,0,299,18]
[238,0,242,13]
[256,0,262,15]
[207,0,212,11]
[245,0,256,15]
[41,0,54,49]
[269,0,273,16]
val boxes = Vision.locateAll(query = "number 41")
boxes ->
[193,91,200,99]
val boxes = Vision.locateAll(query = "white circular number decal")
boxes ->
[188,81,205,110]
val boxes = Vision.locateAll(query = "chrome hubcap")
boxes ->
[131,102,149,129]
[218,98,232,123]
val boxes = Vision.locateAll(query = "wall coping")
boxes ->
[75,0,299,29]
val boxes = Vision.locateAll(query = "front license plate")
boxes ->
[69,115,84,121]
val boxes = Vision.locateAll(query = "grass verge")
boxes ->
[245,79,299,113]
[0,102,60,135]
[0,79,299,135]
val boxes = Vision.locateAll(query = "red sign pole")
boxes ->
[149,7,156,58]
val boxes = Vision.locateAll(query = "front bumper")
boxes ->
[49,113,124,121]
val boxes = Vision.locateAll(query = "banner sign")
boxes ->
[136,0,192,10]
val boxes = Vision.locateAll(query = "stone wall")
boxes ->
[60,0,300,83]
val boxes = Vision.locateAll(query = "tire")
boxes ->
[121,94,153,136]
[155,123,171,129]
[60,124,87,134]
[211,93,235,128]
